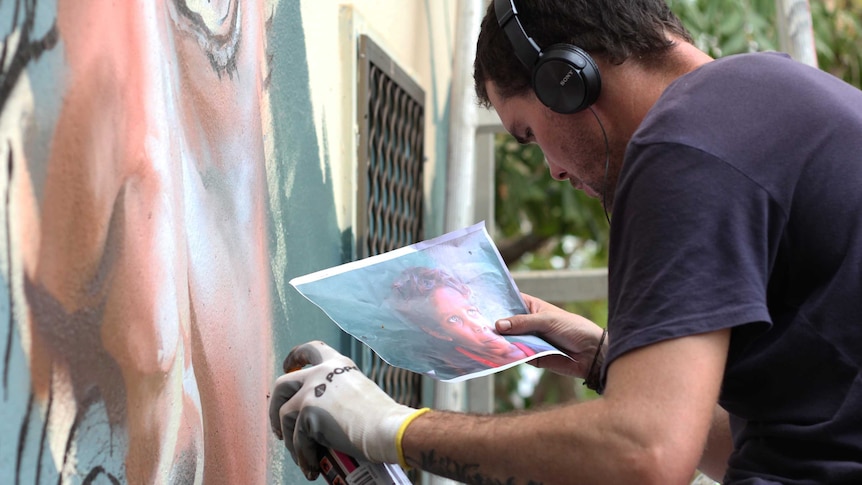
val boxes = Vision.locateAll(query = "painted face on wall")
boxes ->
[4,0,271,483]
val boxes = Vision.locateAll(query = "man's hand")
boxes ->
[269,341,423,480]
[496,293,605,378]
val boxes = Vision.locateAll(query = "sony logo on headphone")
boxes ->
[560,68,575,87]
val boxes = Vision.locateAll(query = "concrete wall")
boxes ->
[0,0,455,483]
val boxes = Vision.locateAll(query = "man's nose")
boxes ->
[545,157,568,181]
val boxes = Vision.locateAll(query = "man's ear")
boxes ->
[420,326,453,341]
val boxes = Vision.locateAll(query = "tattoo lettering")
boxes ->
[419,450,543,485]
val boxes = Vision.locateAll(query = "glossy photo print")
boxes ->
[290,223,564,382]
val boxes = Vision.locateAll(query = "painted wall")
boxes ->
[0,0,455,483]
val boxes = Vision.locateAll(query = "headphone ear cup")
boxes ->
[532,44,602,113]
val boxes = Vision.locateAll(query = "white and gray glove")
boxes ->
[269,340,429,480]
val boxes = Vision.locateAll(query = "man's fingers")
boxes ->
[293,409,331,480]
[280,409,299,457]
[271,340,380,477]
[269,372,307,438]
[293,407,367,478]
[282,340,332,372]
[496,312,554,336]
[273,340,355,437]
[521,292,561,312]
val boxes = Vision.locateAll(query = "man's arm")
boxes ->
[402,329,731,485]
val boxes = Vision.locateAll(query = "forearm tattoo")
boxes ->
[419,450,544,485]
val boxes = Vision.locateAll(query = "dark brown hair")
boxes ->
[474,0,693,107]
[391,267,469,301]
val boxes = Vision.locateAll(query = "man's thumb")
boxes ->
[496,314,540,335]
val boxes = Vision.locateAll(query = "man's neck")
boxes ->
[596,39,713,142]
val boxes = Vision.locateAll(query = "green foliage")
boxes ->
[669,0,862,88]
[669,0,777,57]
[811,0,862,86]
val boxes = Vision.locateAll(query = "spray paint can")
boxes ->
[317,447,412,485]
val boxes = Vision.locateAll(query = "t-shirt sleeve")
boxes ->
[605,142,778,372]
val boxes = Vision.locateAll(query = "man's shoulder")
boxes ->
[687,51,795,80]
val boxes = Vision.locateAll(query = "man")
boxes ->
[270,0,862,483]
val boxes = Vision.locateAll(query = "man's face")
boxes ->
[429,286,512,354]
[486,80,622,204]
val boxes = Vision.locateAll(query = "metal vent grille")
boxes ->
[355,34,425,408]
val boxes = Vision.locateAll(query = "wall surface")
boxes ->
[0,0,455,483]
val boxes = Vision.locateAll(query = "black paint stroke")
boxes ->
[0,0,60,114]
[35,375,53,485]
[15,392,34,485]
[14,363,53,485]
[60,389,121,485]
[3,143,13,399]
[82,466,121,485]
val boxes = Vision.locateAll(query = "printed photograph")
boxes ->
[290,223,563,381]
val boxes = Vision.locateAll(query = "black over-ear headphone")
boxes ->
[494,0,602,114]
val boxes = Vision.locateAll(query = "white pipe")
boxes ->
[428,0,484,484]
[776,0,818,67]
[444,0,483,230]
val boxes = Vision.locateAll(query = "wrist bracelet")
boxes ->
[583,328,607,393]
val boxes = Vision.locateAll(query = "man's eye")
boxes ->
[183,0,233,29]
[170,0,241,76]
[515,129,534,145]
[447,315,463,326]
[467,308,479,317]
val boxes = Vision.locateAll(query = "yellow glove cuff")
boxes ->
[396,407,431,469]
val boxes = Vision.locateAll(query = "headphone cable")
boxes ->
[589,107,612,225]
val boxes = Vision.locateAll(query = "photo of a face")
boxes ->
[432,285,506,351]
[391,266,535,372]
[290,223,563,382]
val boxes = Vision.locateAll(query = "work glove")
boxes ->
[269,340,429,480]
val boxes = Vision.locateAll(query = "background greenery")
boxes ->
[492,0,862,412]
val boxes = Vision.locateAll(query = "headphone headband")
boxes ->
[494,0,540,68]
[492,0,602,113]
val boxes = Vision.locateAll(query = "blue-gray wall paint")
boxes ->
[265,2,348,481]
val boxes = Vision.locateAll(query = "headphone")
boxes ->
[494,0,602,114]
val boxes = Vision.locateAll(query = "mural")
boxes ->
[1,0,273,483]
